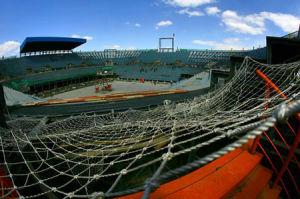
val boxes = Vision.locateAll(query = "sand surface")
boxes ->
[47,80,171,99]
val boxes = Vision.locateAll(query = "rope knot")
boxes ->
[91,191,104,199]
[163,100,172,106]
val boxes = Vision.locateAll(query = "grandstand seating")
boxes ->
[20,66,102,86]
[0,48,267,79]
[245,48,267,60]
[114,65,205,82]
[10,65,205,88]
[137,51,190,64]
[0,53,82,77]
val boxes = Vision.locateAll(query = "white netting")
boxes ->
[0,57,299,198]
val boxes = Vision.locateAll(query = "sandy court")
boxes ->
[47,80,171,99]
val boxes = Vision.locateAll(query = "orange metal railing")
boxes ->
[0,166,19,198]
[252,69,300,198]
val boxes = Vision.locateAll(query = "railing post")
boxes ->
[256,70,287,99]
[251,136,261,154]
[0,166,19,198]
[254,69,300,196]
[0,179,3,197]
[251,69,287,153]
[272,120,300,194]
[251,83,270,153]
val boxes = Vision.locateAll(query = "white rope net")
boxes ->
[0,57,299,198]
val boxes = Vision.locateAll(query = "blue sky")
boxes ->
[1,0,300,56]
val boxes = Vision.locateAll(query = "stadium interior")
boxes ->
[0,32,299,198]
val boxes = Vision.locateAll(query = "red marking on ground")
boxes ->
[23,89,188,106]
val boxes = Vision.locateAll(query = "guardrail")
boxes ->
[251,69,300,198]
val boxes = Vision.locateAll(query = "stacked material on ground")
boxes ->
[23,89,188,106]
[46,80,171,99]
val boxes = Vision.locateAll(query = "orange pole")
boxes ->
[258,143,290,198]
[0,166,19,198]
[256,70,287,99]
[261,130,299,190]
[251,136,261,154]
[272,123,300,196]
[255,70,300,194]
[256,69,299,119]
[256,69,299,120]
[256,70,299,118]
[0,179,3,197]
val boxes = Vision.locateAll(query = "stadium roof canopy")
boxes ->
[20,37,86,53]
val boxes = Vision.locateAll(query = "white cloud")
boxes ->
[223,37,239,44]
[71,34,79,38]
[193,37,250,50]
[157,20,173,26]
[111,45,120,49]
[155,20,173,29]
[0,41,20,57]
[163,0,214,7]
[125,22,142,27]
[177,8,204,17]
[83,36,93,40]
[221,10,265,35]
[103,45,120,49]
[103,45,137,50]
[205,6,220,16]
[260,12,300,33]
[127,46,137,50]
[71,34,93,40]
[221,10,300,35]
[192,40,216,46]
